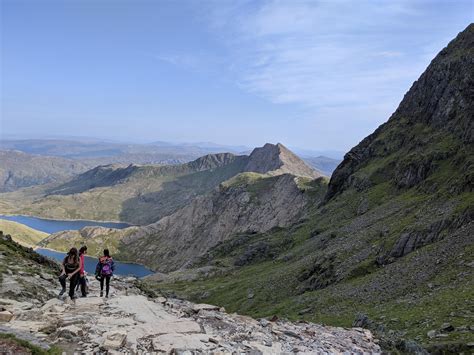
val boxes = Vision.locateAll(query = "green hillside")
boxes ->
[0,220,49,247]
[142,24,474,353]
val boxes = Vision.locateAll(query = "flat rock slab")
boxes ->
[152,333,209,352]
[164,320,202,334]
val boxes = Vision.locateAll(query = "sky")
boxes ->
[1,0,473,151]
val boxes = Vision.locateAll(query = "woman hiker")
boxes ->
[59,247,82,303]
[77,246,88,297]
[95,249,115,298]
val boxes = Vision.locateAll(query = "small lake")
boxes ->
[36,248,153,277]
[0,215,131,234]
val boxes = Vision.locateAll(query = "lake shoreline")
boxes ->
[0,213,136,226]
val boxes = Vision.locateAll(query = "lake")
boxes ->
[0,214,152,277]
[36,248,153,277]
[0,214,131,234]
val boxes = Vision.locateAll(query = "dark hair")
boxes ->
[79,246,88,255]
[103,249,110,257]
[65,247,79,263]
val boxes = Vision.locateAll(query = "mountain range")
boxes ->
[0,143,322,225]
[0,23,472,354]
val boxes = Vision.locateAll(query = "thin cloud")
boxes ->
[199,0,459,110]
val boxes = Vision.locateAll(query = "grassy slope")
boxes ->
[0,220,49,247]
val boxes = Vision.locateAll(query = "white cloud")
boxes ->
[200,0,436,110]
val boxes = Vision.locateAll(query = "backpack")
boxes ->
[101,257,113,276]
[64,256,78,273]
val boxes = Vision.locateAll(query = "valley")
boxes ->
[0,21,472,355]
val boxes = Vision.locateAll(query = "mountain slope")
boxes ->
[0,150,89,192]
[140,24,474,352]
[0,144,320,225]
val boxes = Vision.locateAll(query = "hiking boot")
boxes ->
[105,294,109,298]
[100,291,103,297]
[58,288,66,297]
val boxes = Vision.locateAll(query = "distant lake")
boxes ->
[36,248,153,278]
[0,215,131,234]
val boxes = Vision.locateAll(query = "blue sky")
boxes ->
[1,0,472,151]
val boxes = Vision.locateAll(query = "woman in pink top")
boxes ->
[78,246,88,297]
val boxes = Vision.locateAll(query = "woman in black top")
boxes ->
[59,247,82,301]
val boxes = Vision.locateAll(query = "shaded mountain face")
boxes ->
[0,143,320,225]
[0,150,90,192]
[136,25,474,352]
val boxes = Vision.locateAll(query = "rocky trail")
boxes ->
[0,274,381,354]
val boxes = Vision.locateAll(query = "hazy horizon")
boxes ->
[1,0,472,151]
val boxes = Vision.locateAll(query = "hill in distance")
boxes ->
[0,143,323,225]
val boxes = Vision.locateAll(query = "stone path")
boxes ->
[0,275,381,354]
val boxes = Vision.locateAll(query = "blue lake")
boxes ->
[0,214,130,234]
[0,214,153,278]
[36,248,153,277]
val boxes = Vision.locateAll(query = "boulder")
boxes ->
[102,331,127,350]
[0,310,14,322]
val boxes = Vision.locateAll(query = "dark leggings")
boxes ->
[78,276,87,296]
[59,273,80,299]
[100,275,111,296]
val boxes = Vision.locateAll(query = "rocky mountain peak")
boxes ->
[245,143,323,178]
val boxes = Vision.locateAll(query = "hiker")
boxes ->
[95,249,115,298]
[59,247,82,302]
[77,246,88,297]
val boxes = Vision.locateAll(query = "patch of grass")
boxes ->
[0,333,62,355]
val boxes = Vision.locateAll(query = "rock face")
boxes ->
[119,173,322,272]
[326,24,474,200]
